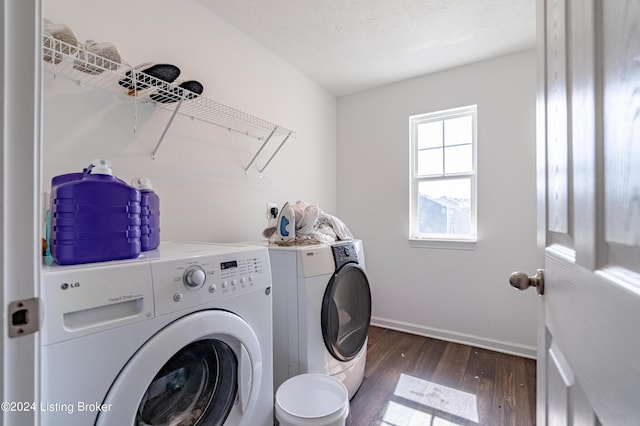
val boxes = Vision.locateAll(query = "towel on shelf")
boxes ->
[73,40,122,74]
[43,18,79,64]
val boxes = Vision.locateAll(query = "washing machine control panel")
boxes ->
[183,265,207,288]
[150,246,271,316]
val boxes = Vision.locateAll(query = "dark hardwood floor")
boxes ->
[349,326,536,426]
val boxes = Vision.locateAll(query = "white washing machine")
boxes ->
[40,242,273,426]
[268,240,371,399]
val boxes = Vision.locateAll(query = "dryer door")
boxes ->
[321,264,372,362]
[96,310,262,426]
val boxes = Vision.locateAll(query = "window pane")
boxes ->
[444,116,472,146]
[417,178,472,236]
[444,144,472,174]
[410,105,476,241]
[417,121,443,149]
[417,148,443,175]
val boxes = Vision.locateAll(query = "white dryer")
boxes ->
[40,242,273,426]
[269,240,371,399]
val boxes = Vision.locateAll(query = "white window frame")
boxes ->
[409,105,477,248]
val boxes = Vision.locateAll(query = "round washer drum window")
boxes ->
[322,264,372,362]
[136,339,237,426]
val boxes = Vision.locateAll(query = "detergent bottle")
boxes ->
[50,159,141,264]
[131,177,160,251]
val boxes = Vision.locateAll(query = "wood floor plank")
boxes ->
[461,347,498,424]
[349,326,536,426]
[352,327,445,424]
[432,342,472,387]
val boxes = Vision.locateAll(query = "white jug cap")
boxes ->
[91,159,112,175]
[131,177,153,191]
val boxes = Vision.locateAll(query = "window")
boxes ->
[410,105,477,243]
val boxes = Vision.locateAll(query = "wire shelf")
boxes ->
[42,33,295,173]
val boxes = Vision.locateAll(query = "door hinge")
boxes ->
[8,297,41,337]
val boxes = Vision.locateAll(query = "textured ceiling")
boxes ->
[200,0,536,97]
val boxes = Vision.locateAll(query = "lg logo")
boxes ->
[60,282,80,290]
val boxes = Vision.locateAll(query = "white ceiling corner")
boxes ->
[200,0,536,97]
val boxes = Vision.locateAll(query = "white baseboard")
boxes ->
[370,316,537,360]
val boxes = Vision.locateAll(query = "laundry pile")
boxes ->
[263,201,353,245]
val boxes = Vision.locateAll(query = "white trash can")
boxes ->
[275,373,350,426]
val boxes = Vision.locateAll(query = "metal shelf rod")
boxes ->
[259,131,292,174]
[244,126,277,173]
[151,99,183,160]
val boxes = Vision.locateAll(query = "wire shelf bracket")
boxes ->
[151,99,183,160]
[258,131,292,175]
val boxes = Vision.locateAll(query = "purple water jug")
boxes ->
[50,159,141,265]
[131,177,160,251]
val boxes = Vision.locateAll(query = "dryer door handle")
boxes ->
[238,343,253,413]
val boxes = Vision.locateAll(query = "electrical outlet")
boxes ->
[266,203,278,220]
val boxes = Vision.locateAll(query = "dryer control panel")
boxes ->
[332,242,359,270]
[150,244,271,317]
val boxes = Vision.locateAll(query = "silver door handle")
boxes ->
[509,269,544,295]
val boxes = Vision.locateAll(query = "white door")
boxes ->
[1,1,42,425]
[525,0,640,424]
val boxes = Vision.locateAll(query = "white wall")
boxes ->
[42,1,538,356]
[337,50,539,357]
[42,0,336,243]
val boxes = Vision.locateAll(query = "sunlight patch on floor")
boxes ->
[390,373,480,423]
[381,401,464,426]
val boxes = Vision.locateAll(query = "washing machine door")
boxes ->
[321,263,372,362]
[96,310,262,426]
